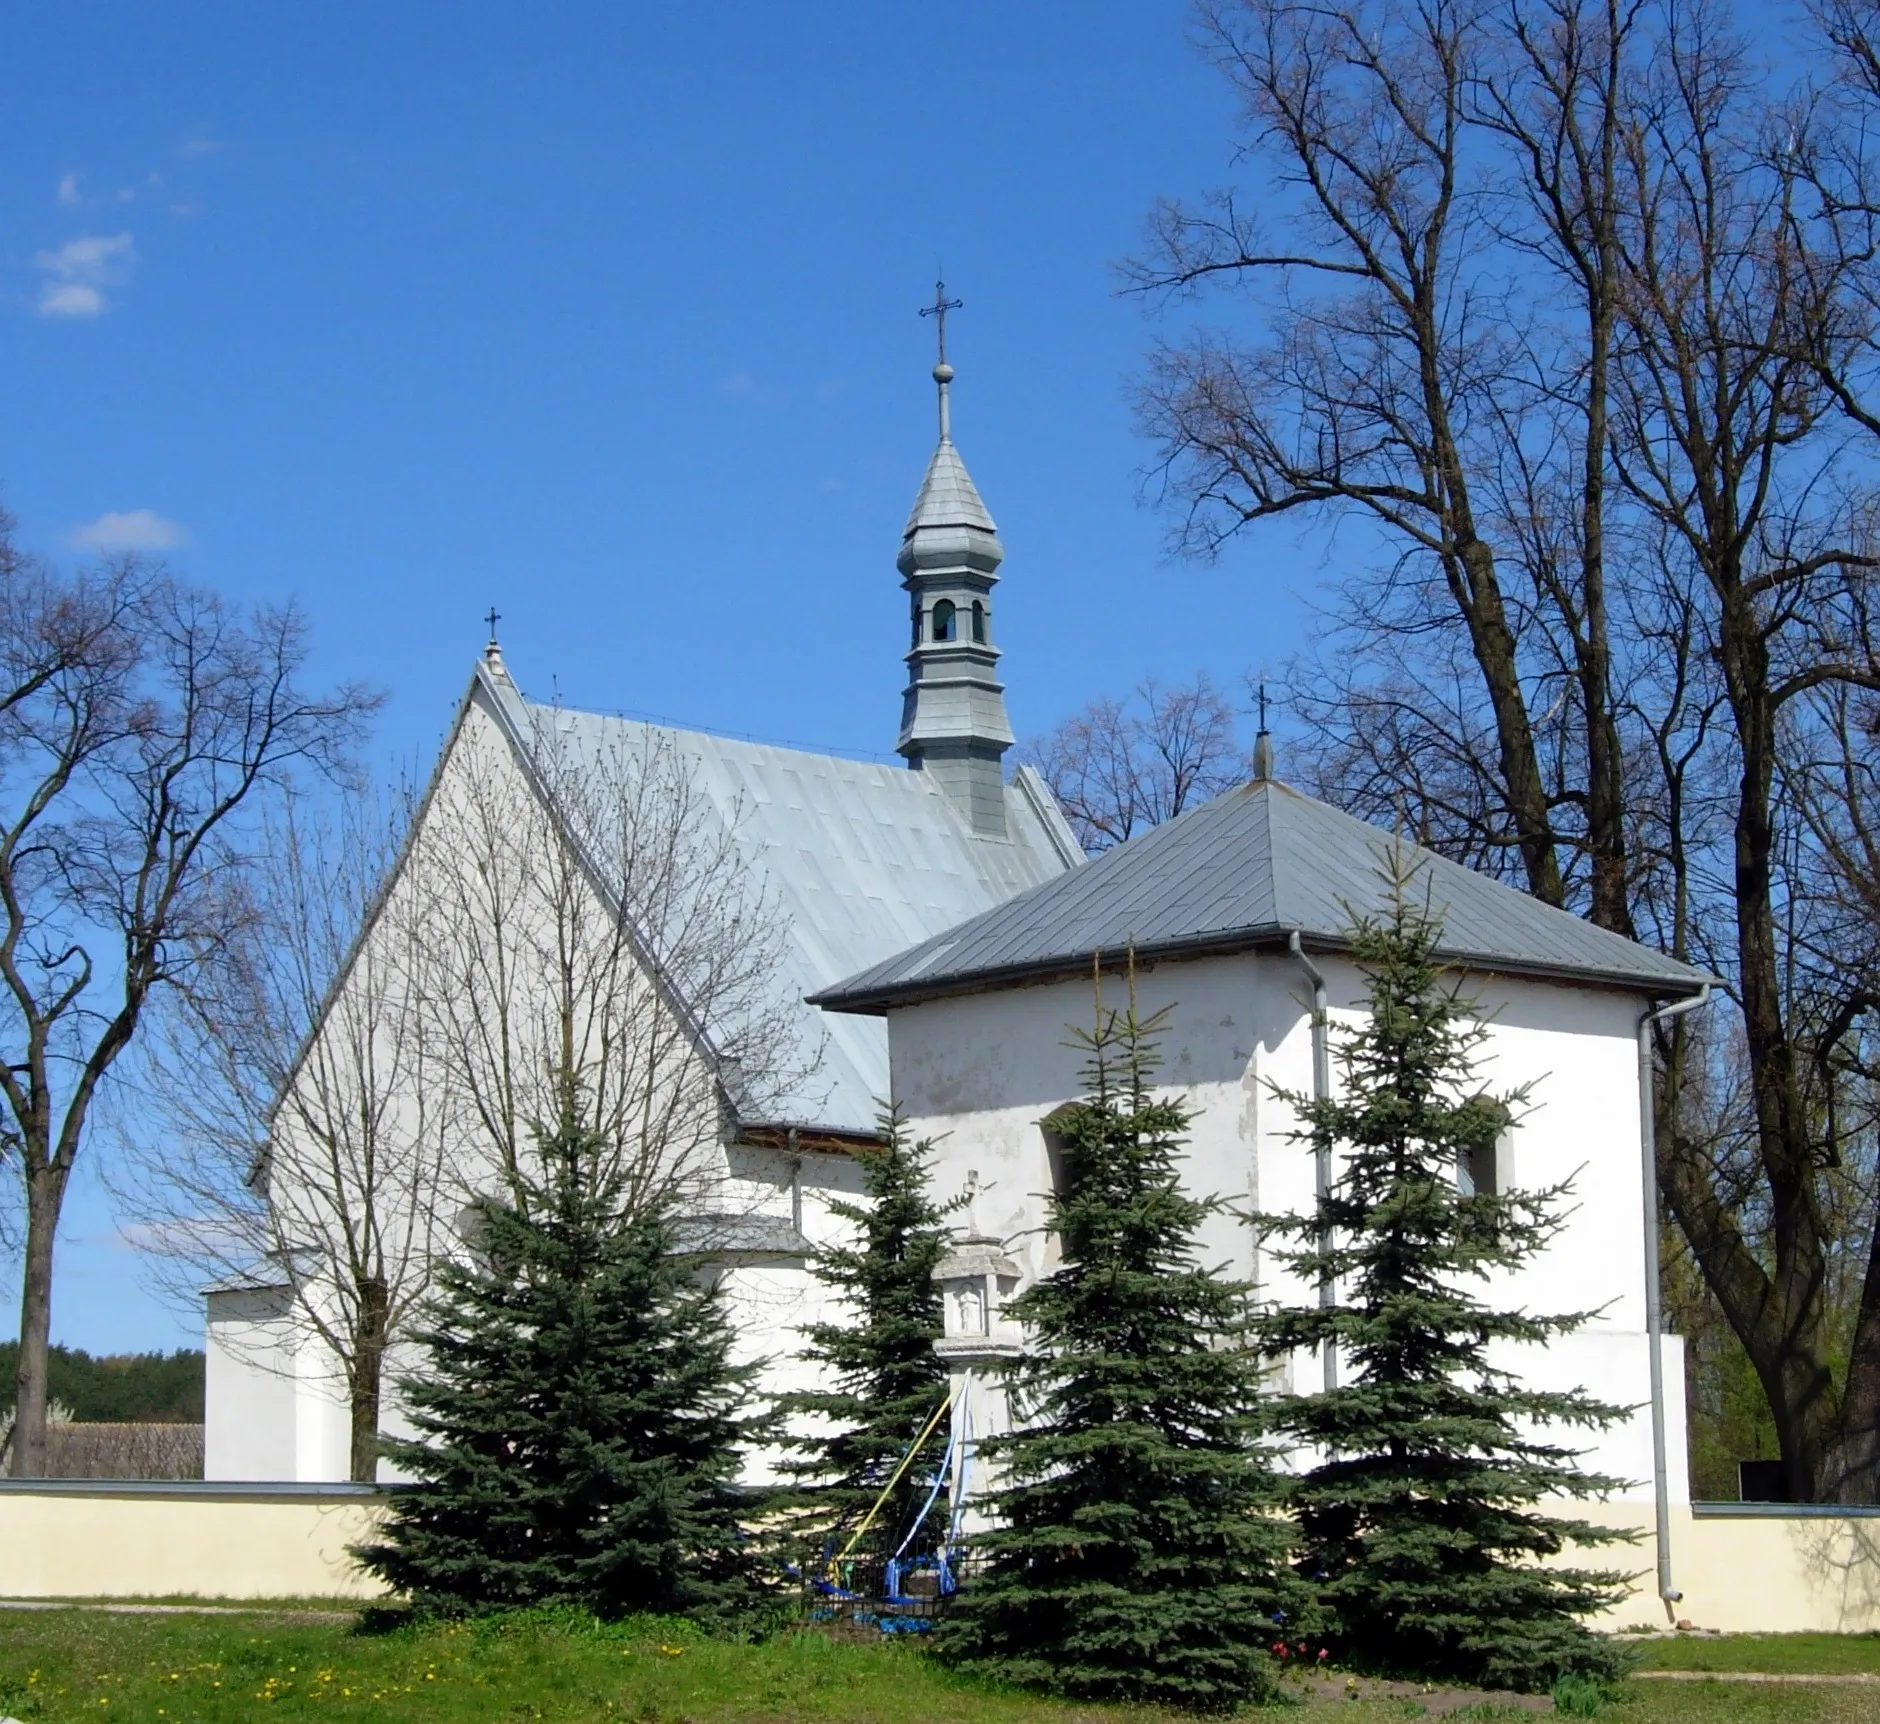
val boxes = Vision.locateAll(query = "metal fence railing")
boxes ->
[804,1549,987,1632]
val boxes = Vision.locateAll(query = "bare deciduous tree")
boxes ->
[124,692,819,1479]
[1134,0,1880,1498]
[0,509,376,1477]
[1021,672,1248,851]
[411,699,818,1219]
[1136,0,1573,910]
[123,791,444,1482]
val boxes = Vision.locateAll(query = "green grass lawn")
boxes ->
[1632,1633,1880,1675]
[1,1606,1877,1722]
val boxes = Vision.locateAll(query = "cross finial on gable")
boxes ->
[481,607,513,683]
[1253,679,1276,780]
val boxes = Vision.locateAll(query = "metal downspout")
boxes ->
[1638,982,1711,1621]
[787,1126,803,1235]
[1288,932,1337,1390]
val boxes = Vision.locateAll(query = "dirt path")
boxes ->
[0,1599,355,1623]
[1635,1670,1880,1686]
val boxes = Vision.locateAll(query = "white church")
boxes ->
[204,329,1708,1545]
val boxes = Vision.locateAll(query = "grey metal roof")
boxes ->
[671,1213,814,1260]
[201,1269,290,1296]
[812,778,1709,1012]
[903,439,996,538]
[484,669,1080,1134]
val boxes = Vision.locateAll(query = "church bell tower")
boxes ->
[897,283,1014,839]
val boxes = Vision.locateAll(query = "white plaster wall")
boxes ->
[204,1288,299,1482]
[714,1143,871,1486]
[205,688,866,1484]
[883,948,1675,1503]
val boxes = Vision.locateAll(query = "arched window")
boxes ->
[911,599,922,649]
[971,599,987,642]
[932,599,957,642]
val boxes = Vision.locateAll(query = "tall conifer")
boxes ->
[937,990,1303,1713]
[777,1111,952,1572]
[1256,858,1630,1691]
[356,1117,761,1621]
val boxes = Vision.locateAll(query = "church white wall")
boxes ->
[204,1288,299,1482]
[714,1142,871,1487]
[206,686,870,1484]
[883,947,1678,1505]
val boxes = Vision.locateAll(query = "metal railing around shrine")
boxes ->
[803,1549,987,1634]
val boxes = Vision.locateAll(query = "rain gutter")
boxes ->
[1288,931,1337,1390]
[1638,981,1712,1622]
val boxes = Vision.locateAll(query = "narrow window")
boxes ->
[1458,1099,1511,1197]
[1457,1141,1493,1198]
[932,599,956,642]
[971,599,987,642]
[1038,1106,1077,1272]
[911,599,922,649]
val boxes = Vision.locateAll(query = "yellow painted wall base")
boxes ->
[0,1485,388,1601]
[2,1488,1876,1629]
[1560,1502,1880,1635]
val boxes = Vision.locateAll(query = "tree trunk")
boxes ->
[9,1161,65,1478]
[1577,237,1633,939]
[1453,536,1566,909]
[349,1275,390,1484]
[1825,1224,1880,1501]
[1707,579,1841,1501]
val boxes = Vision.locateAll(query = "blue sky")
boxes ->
[1,1,1314,1353]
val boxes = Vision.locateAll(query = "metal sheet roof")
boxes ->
[903,438,996,538]
[811,778,1709,1012]
[516,691,1079,1133]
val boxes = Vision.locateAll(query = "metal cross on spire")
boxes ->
[920,278,963,367]
[484,606,502,645]
[920,279,963,440]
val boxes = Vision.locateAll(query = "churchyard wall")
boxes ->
[1580,1503,1880,1633]
[0,1480,386,1600]
[0,1482,1874,1632]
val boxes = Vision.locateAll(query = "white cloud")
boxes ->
[56,170,80,207]
[39,282,105,317]
[178,136,224,158]
[33,232,135,318]
[69,509,186,554]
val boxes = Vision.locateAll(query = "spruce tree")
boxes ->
[355,1116,761,1621]
[937,993,1304,1714]
[1256,858,1631,1692]
[777,1110,953,1573]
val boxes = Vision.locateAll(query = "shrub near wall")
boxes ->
[41,1422,204,1480]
